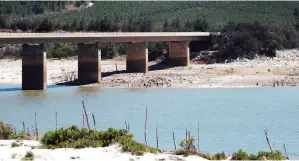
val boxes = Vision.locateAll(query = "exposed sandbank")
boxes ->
[0,49,299,88]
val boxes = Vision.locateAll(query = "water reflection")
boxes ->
[0,87,21,92]
[0,84,69,93]
[75,85,103,95]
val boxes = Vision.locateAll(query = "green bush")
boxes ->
[231,149,249,160]
[231,150,286,160]
[175,137,198,156]
[256,151,286,160]
[47,43,77,59]
[11,141,20,147]
[214,152,227,160]
[41,126,157,155]
[0,121,14,139]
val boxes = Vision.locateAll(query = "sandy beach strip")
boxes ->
[0,140,208,161]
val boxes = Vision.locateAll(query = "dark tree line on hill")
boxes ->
[0,1,66,15]
[1,1,299,62]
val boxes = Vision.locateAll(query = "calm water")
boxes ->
[0,84,298,158]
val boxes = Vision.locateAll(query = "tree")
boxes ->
[170,17,181,31]
[294,8,299,31]
[193,19,208,31]
[36,18,53,32]
[0,16,8,29]
[70,19,79,31]
[78,19,86,31]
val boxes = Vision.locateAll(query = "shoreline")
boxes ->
[0,49,299,89]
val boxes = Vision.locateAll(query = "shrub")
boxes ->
[11,141,20,147]
[22,151,34,161]
[197,152,227,160]
[41,126,157,155]
[0,121,14,139]
[47,43,77,59]
[10,131,27,140]
[256,151,286,160]
[214,152,227,160]
[231,149,249,160]
[2,46,21,59]
[175,137,198,156]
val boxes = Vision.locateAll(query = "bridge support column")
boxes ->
[126,42,148,73]
[168,41,190,66]
[22,44,47,90]
[78,43,101,84]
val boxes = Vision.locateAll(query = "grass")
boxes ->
[40,126,158,155]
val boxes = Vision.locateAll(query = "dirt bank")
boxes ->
[0,49,299,88]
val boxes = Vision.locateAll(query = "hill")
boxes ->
[1,1,299,31]
[1,1,299,61]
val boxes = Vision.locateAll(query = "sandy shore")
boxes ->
[0,140,208,161]
[0,49,299,88]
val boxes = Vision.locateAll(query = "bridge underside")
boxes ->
[20,40,209,90]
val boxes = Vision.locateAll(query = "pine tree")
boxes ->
[0,16,8,29]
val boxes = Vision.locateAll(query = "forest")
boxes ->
[1,1,299,61]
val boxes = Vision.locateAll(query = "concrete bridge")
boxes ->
[0,32,213,90]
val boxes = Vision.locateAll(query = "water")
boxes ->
[0,84,298,158]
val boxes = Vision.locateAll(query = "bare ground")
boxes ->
[0,49,299,88]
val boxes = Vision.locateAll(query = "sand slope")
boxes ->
[0,140,208,161]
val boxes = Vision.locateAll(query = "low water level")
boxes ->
[0,84,298,158]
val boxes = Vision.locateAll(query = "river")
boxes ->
[0,84,298,158]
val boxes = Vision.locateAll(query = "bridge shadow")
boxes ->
[148,60,176,71]
[102,70,128,78]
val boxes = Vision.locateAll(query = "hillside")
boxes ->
[1,1,299,31]
[1,1,299,62]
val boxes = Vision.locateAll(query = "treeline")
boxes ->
[0,1,67,16]
[211,22,299,62]
[0,16,208,33]
[1,1,299,62]
[2,1,299,31]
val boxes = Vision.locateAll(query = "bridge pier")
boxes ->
[167,41,190,66]
[22,44,47,90]
[126,42,148,73]
[78,43,101,84]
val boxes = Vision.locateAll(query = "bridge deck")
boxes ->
[0,32,214,44]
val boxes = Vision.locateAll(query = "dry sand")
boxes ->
[0,49,299,88]
[0,140,208,161]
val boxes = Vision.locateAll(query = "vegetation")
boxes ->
[1,1,299,31]
[0,121,14,139]
[1,1,299,61]
[175,137,198,156]
[11,141,20,147]
[41,126,157,155]
[231,149,286,160]
[0,121,28,140]
[22,151,34,161]
[175,137,227,160]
